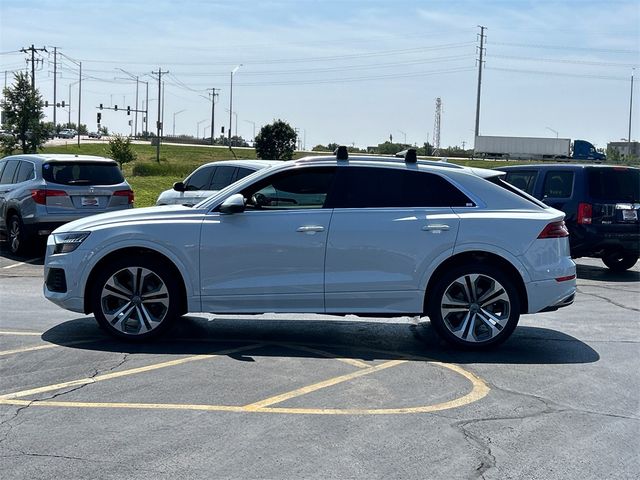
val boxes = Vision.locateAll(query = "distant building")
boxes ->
[608,141,640,158]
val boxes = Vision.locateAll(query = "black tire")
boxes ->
[90,255,182,341]
[602,252,639,272]
[7,214,30,256]
[427,262,521,349]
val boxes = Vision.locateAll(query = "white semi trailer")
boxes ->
[474,136,605,161]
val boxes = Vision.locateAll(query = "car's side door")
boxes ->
[324,166,468,314]
[199,166,336,313]
[181,165,216,206]
[0,160,20,231]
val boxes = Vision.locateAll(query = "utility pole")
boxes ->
[151,68,168,163]
[77,61,82,147]
[52,47,57,127]
[629,68,635,155]
[207,87,220,145]
[474,25,486,140]
[20,44,47,91]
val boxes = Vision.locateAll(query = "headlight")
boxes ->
[52,232,90,254]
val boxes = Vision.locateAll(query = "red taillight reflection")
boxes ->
[577,203,592,225]
[30,189,68,205]
[114,189,134,204]
[538,221,569,239]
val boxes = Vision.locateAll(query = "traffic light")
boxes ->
[61,101,65,107]
[97,112,102,123]
[99,103,103,110]
[114,105,118,111]
[45,101,49,107]
[127,106,131,115]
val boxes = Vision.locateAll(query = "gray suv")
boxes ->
[0,154,134,255]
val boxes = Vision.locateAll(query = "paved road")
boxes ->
[0,250,638,480]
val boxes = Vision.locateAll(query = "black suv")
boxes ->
[498,164,640,271]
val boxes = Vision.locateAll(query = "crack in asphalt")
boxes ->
[576,288,640,313]
[0,353,130,450]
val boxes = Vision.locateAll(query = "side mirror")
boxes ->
[173,181,186,192]
[220,194,246,214]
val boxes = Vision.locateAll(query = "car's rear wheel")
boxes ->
[602,252,639,272]
[427,263,521,349]
[90,256,181,340]
[7,214,29,256]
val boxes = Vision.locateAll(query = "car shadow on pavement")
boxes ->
[42,315,600,366]
[576,263,640,282]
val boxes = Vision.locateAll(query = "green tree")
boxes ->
[254,119,297,160]
[107,134,137,169]
[1,72,47,155]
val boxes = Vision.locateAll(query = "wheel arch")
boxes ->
[424,251,528,314]
[83,246,189,315]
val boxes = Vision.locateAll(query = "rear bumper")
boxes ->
[570,224,640,257]
[525,276,577,314]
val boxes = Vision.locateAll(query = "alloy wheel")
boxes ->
[440,273,511,343]
[100,267,170,335]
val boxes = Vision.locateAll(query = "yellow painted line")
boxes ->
[0,331,42,336]
[0,339,103,357]
[0,344,261,400]
[279,343,371,369]
[0,363,489,415]
[0,344,58,357]
[243,359,407,410]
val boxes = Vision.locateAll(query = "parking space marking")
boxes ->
[1,258,41,270]
[244,359,407,410]
[277,343,371,369]
[0,344,261,400]
[0,339,491,415]
[0,339,102,357]
[0,344,59,357]
[0,330,43,336]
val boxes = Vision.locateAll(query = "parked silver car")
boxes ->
[156,159,281,206]
[0,154,134,255]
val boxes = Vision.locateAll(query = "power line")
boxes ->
[490,54,639,68]
[490,41,638,55]
[486,66,629,81]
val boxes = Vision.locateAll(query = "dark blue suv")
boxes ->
[498,164,640,271]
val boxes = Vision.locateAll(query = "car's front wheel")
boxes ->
[90,256,182,340]
[602,251,639,272]
[427,263,521,349]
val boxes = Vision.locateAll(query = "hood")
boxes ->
[53,204,201,233]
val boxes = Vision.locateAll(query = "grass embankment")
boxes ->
[40,141,523,207]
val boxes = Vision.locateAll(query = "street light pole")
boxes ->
[545,127,559,138]
[229,64,242,148]
[172,109,186,136]
[629,68,635,155]
[197,119,207,139]
[244,119,256,142]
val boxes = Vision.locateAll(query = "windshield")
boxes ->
[43,162,124,186]
[587,168,640,203]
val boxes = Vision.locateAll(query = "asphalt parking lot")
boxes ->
[0,248,638,480]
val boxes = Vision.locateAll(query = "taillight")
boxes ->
[31,189,68,205]
[114,189,134,204]
[577,203,592,225]
[538,221,569,239]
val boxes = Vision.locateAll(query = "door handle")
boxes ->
[296,225,325,233]
[422,224,450,231]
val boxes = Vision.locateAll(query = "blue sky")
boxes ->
[1,0,638,150]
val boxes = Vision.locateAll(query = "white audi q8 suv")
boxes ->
[43,148,576,349]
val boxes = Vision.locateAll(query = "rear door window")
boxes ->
[43,162,124,186]
[327,167,473,208]
[543,171,574,198]
[587,168,640,203]
[234,167,255,182]
[0,160,19,184]
[210,166,236,190]
[15,161,35,183]
[505,170,537,195]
